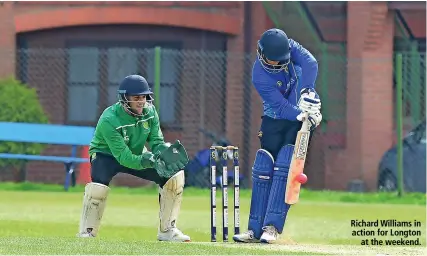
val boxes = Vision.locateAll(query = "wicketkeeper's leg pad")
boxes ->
[248,149,274,239]
[159,170,185,232]
[79,182,110,236]
[263,145,294,234]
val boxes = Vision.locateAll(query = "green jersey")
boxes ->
[89,102,168,170]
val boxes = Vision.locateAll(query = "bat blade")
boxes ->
[285,123,310,205]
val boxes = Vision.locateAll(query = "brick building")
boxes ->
[0,1,424,191]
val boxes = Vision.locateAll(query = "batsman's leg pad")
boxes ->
[263,145,294,234]
[248,149,274,239]
[159,170,185,232]
[79,182,110,236]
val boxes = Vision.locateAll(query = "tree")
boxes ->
[0,77,49,181]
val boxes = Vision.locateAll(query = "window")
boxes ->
[146,49,181,125]
[107,48,139,105]
[67,48,100,122]
[66,41,181,125]
[393,38,426,125]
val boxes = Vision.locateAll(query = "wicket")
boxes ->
[209,145,240,242]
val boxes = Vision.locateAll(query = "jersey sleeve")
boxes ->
[289,39,318,89]
[99,118,151,170]
[294,64,320,99]
[253,80,301,120]
[147,107,169,155]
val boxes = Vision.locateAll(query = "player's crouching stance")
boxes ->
[77,75,191,242]
[233,29,322,244]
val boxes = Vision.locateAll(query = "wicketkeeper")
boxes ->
[77,75,191,242]
[233,28,322,244]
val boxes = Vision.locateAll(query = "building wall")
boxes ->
[325,2,395,191]
[0,1,269,187]
[0,1,418,191]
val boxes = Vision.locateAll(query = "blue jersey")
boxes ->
[252,39,318,121]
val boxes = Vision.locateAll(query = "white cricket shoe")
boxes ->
[157,227,191,242]
[232,230,260,243]
[76,231,95,238]
[260,225,279,244]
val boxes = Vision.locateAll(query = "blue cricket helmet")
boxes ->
[257,28,291,73]
[117,75,154,116]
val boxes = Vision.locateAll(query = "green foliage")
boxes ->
[0,77,49,168]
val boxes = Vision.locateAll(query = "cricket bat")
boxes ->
[285,113,311,205]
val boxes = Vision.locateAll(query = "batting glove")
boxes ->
[298,88,321,115]
[297,111,322,131]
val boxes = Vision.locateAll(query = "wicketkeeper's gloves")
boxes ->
[154,140,189,178]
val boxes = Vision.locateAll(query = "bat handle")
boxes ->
[301,112,310,131]
[304,112,309,119]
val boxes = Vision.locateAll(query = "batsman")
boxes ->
[77,75,191,242]
[233,28,322,244]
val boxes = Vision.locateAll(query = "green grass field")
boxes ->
[0,182,425,255]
